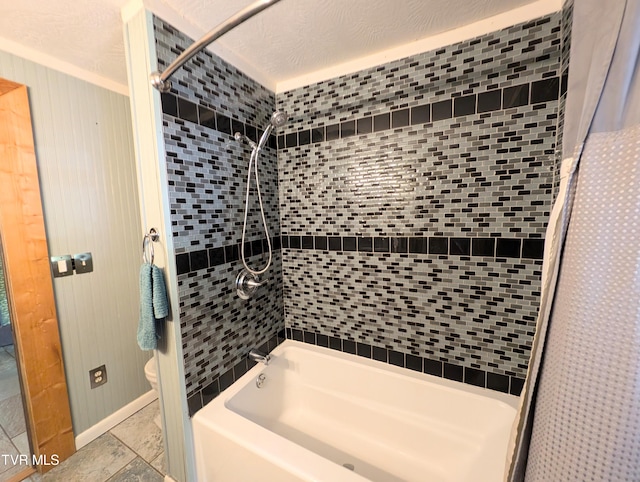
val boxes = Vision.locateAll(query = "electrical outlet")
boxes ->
[89,365,107,389]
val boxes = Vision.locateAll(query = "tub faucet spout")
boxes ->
[248,348,271,365]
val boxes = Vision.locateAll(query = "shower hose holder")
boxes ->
[236,269,266,300]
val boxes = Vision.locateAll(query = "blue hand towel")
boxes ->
[137,263,169,350]
[152,265,169,319]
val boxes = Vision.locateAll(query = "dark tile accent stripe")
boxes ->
[177,97,198,123]
[496,238,522,258]
[487,372,510,393]
[472,238,496,257]
[176,253,190,275]
[477,90,502,113]
[311,127,324,143]
[326,123,340,140]
[432,99,452,121]
[392,109,410,128]
[374,113,390,132]
[160,93,178,117]
[444,363,464,382]
[161,92,277,149]
[287,328,525,397]
[189,250,208,271]
[278,77,559,149]
[503,83,530,108]
[357,117,373,134]
[280,235,543,260]
[411,104,430,124]
[531,77,560,103]
[453,94,476,117]
[187,331,285,417]
[450,237,471,256]
[176,236,281,275]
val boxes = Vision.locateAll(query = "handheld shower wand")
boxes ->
[234,110,288,298]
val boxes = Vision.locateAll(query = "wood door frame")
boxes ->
[0,78,75,474]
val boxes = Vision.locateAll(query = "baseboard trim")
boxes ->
[75,390,158,449]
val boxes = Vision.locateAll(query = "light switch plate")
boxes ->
[73,252,93,274]
[51,255,73,277]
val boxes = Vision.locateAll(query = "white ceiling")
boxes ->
[0,0,560,94]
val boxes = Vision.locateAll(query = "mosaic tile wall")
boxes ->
[153,17,284,412]
[277,13,564,387]
[554,0,573,198]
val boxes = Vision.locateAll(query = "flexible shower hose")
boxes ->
[240,145,272,277]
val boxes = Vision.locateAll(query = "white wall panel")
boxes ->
[0,50,149,434]
[123,10,191,482]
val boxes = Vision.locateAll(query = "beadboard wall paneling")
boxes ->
[0,50,148,434]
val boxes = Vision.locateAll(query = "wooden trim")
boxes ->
[5,467,35,482]
[0,82,75,472]
[0,78,21,95]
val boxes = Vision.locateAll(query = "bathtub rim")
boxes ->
[192,340,519,481]
[226,340,518,408]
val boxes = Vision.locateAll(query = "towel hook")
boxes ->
[143,228,160,264]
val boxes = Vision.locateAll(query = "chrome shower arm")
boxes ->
[150,0,281,92]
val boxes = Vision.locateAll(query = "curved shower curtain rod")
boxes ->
[150,0,281,92]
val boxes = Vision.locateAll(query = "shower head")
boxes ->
[249,110,288,151]
[270,110,288,128]
[235,111,288,151]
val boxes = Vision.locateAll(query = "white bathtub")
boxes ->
[192,340,518,482]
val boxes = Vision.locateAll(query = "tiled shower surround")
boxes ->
[554,0,573,197]
[153,18,284,411]
[278,13,563,391]
[153,10,567,413]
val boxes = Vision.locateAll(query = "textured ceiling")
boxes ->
[170,0,535,89]
[0,0,130,88]
[0,0,547,93]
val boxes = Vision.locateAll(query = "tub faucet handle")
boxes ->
[248,348,271,365]
[245,277,266,288]
[236,269,266,300]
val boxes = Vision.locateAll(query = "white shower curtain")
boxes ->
[506,0,640,480]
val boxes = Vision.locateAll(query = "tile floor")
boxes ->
[27,400,165,482]
[0,346,165,482]
[0,344,31,482]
